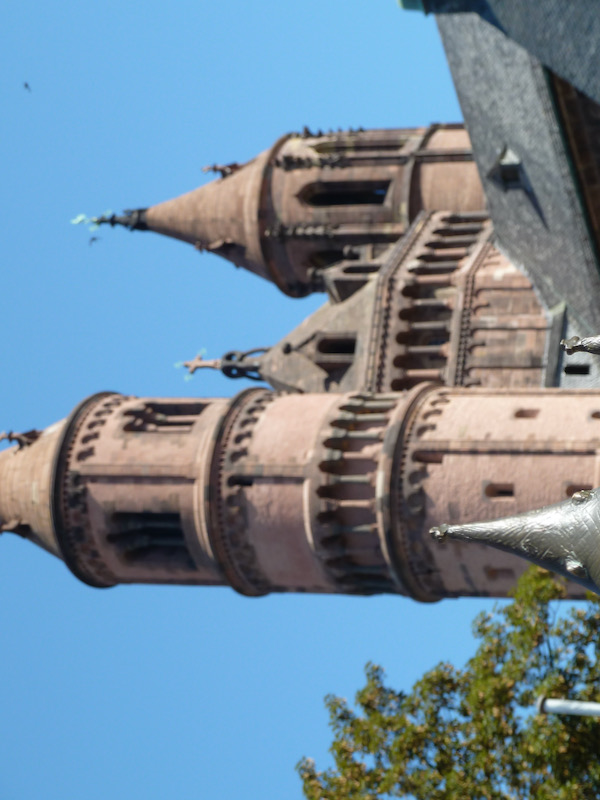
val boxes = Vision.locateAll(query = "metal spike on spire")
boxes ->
[0,430,41,449]
[560,335,600,356]
[93,209,149,232]
[430,489,600,594]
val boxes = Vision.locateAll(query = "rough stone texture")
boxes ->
[0,419,66,558]
[141,126,484,296]
[257,210,555,395]
[2,385,599,600]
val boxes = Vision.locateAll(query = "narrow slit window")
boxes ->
[485,483,514,499]
[301,181,390,207]
[313,139,406,154]
[123,401,206,433]
[564,364,590,375]
[514,409,539,418]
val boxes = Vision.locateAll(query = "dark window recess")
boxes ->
[108,512,195,570]
[485,483,514,499]
[313,139,406,154]
[564,364,590,375]
[317,336,356,355]
[412,450,443,464]
[310,250,345,268]
[342,263,380,274]
[301,181,390,207]
[227,475,254,487]
[313,334,357,384]
[514,409,539,418]
[123,401,206,433]
[399,303,452,324]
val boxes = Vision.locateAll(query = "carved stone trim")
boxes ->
[314,393,402,595]
[52,392,128,588]
[367,210,490,393]
[389,383,448,601]
[208,389,275,596]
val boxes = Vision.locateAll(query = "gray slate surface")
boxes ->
[428,0,600,103]
[437,12,600,336]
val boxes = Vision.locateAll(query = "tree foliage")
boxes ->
[298,568,600,800]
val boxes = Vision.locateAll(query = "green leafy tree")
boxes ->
[298,568,600,800]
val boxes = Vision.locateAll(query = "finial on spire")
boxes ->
[201,163,241,178]
[0,430,41,449]
[430,488,600,594]
[560,335,600,355]
[183,348,268,381]
[92,209,149,232]
[183,354,223,374]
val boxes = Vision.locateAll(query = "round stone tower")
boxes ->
[1,385,597,600]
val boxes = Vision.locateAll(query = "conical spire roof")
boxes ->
[98,147,272,282]
[0,424,67,560]
[95,125,485,297]
[430,489,600,595]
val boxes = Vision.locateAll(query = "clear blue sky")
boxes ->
[1,3,501,798]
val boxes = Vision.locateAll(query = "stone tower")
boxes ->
[11,112,600,599]
[2,384,598,599]
[98,125,484,296]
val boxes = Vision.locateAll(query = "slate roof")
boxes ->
[414,0,600,103]
[437,12,600,338]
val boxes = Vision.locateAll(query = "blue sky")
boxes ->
[1,2,502,798]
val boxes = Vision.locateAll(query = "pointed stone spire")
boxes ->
[96,146,272,283]
[97,125,484,297]
[0,420,67,559]
[430,489,600,595]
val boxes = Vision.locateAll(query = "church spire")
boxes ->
[0,422,67,559]
[95,125,484,297]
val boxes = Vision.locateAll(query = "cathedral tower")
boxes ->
[1,385,598,600]
[98,125,484,296]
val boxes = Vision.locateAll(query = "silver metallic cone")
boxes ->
[430,489,600,594]
[560,335,600,355]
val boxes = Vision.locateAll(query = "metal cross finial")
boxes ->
[183,348,268,381]
[183,355,223,375]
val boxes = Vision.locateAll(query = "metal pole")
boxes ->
[537,696,600,718]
